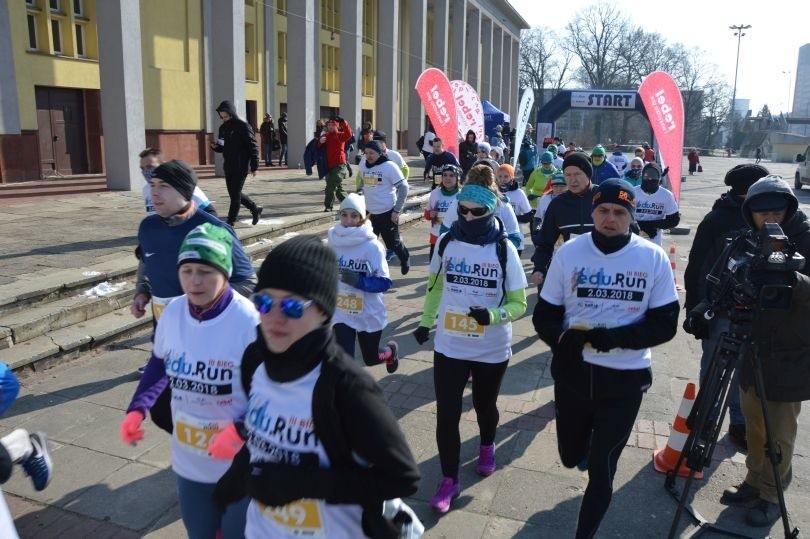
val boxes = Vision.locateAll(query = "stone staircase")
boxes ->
[0,187,430,372]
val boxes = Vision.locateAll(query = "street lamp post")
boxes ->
[782,70,792,116]
[729,24,751,153]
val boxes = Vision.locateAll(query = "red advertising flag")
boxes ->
[639,71,684,202]
[450,80,485,142]
[415,68,459,157]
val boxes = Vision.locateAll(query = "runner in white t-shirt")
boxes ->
[633,163,681,247]
[413,169,528,514]
[328,193,399,373]
[121,223,259,538]
[533,179,679,538]
[424,164,461,261]
[496,164,534,255]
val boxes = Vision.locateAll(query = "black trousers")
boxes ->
[333,323,384,366]
[433,351,508,478]
[554,366,647,539]
[224,172,258,224]
[370,210,409,264]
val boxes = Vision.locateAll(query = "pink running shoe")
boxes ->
[476,444,496,476]
[429,476,460,513]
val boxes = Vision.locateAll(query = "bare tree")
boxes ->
[700,77,732,148]
[518,27,572,116]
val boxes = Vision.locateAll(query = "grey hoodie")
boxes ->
[741,175,799,228]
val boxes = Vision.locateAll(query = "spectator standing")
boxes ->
[688,147,701,175]
[210,100,263,226]
[318,116,353,212]
[277,112,289,167]
[259,113,276,167]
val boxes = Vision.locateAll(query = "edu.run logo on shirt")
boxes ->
[164,351,235,396]
[445,257,499,289]
[570,267,648,302]
[337,255,369,272]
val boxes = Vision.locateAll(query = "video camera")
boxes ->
[706,223,805,311]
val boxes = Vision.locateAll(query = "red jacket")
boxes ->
[318,120,352,169]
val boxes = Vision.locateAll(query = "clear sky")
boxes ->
[507,0,809,116]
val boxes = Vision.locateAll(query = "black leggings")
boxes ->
[224,172,258,224]
[554,375,644,539]
[433,351,508,478]
[333,323,384,366]
[370,210,409,264]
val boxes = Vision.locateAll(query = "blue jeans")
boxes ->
[279,143,288,165]
[699,316,744,425]
[176,473,249,539]
[263,142,271,165]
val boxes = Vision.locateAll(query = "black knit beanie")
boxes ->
[256,235,337,318]
[152,160,197,201]
[724,164,769,196]
[562,151,593,179]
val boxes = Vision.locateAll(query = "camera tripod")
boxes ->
[665,307,800,539]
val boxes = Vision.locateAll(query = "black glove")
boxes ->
[639,223,658,239]
[413,326,430,345]
[213,446,249,511]
[550,329,587,381]
[586,328,616,353]
[556,329,588,358]
[334,115,345,123]
[682,308,710,340]
[340,270,363,289]
[467,306,491,326]
[527,194,538,201]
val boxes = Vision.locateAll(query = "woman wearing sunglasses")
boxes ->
[327,193,399,373]
[413,166,528,513]
[120,223,259,539]
[215,235,420,538]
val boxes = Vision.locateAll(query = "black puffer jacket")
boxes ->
[683,191,747,312]
[213,100,259,176]
[531,185,598,275]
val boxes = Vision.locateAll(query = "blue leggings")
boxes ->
[176,474,249,539]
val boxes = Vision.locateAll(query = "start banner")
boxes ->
[639,71,684,202]
[415,68,459,157]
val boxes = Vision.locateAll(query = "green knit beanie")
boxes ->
[177,223,233,278]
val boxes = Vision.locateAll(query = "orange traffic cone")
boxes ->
[653,382,704,479]
[669,246,682,291]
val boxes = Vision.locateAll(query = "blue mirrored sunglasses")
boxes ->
[251,294,313,319]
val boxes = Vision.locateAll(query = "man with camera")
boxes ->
[683,164,770,449]
[688,175,810,527]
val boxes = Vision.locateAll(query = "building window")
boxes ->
[362,54,374,97]
[49,0,60,12]
[72,0,82,15]
[321,44,339,92]
[51,19,62,53]
[320,0,338,32]
[27,14,38,50]
[75,23,84,56]
[245,22,256,81]
[362,0,376,45]
[277,32,287,85]
[276,0,286,15]
[26,0,37,6]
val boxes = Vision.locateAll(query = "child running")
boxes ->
[121,223,259,539]
[424,164,461,261]
[327,193,399,373]
[496,164,534,255]
[413,168,528,514]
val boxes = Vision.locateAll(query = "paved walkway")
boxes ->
[2,157,808,538]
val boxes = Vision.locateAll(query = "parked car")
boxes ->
[796,145,810,189]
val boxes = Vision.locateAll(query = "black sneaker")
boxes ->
[721,482,760,505]
[137,364,148,375]
[401,256,410,275]
[385,341,399,374]
[746,499,781,527]
[728,423,747,451]
[251,206,264,226]
[324,207,333,213]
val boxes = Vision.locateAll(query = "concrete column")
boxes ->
[339,0,362,134]
[465,7,480,91]
[312,2,321,119]
[480,17,492,101]
[287,0,317,166]
[263,0,277,116]
[407,0,427,147]
[202,0,214,136]
[511,36,520,117]
[210,0,245,175]
[432,0,448,71]
[450,0,466,81]
[491,25,502,108]
[501,32,511,115]
[96,0,145,190]
[0,3,21,134]
[376,0,400,149]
